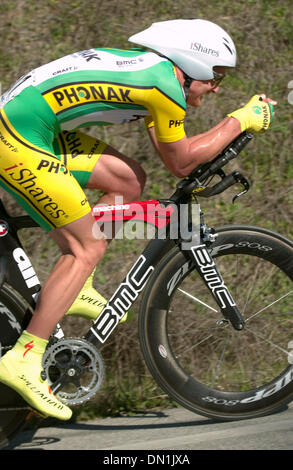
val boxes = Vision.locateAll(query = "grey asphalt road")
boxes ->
[4,404,293,451]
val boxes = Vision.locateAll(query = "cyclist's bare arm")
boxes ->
[147,117,241,178]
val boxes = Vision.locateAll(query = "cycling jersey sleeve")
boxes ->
[144,87,186,143]
[144,115,155,129]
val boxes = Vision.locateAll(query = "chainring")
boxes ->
[42,337,105,406]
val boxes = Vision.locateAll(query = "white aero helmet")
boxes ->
[128,19,237,80]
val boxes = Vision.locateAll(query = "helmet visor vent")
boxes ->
[223,37,234,55]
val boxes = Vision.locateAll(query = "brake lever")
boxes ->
[232,172,250,203]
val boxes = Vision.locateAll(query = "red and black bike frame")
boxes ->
[0,132,253,344]
[86,189,245,347]
[0,190,245,345]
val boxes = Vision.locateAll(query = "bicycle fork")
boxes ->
[181,205,245,331]
[187,243,245,330]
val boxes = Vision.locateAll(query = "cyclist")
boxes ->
[0,19,276,420]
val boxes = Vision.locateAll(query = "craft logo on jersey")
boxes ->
[43,82,134,114]
[0,128,18,153]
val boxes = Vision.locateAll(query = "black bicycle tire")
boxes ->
[0,284,31,449]
[139,225,293,421]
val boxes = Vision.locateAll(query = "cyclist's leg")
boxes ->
[86,145,146,204]
[0,211,106,419]
[0,112,107,419]
[0,113,108,331]
[28,212,108,337]
[54,129,146,207]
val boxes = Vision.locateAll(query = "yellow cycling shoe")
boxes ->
[66,269,132,323]
[0,331,72,421]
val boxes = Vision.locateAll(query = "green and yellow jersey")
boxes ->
[1,48,187,143]
[0,48,187,231]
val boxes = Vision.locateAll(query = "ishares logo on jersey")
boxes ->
[4,164,68,220]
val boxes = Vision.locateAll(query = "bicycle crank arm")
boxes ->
[188,244,245,330]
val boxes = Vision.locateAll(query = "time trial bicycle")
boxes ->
[0,131,293,449]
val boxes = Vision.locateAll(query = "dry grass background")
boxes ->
[0,0,292,418]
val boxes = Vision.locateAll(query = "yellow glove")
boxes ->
[227,95,274,133]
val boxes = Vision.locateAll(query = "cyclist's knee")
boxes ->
[51,216,108,271]
[73,237,107,277]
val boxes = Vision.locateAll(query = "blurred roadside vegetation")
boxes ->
[0,0,292,420]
